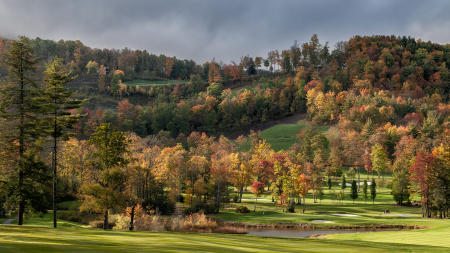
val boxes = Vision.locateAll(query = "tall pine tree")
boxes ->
[39,57,82,228]
[0,36,48,225]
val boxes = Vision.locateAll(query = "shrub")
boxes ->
[133,206,165,231]
[172,213,217,232]
[58,211,81,222]
[110,214,131,230]
[177,195,185,203]
[214,226,247,234]
[89,220,115,229]
[287,201,295,213]
[235,206,250,213]
[183,201,216,215]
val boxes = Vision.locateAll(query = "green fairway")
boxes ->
[212,181,424,226]
[124,79,187,86]
[1,180,449,252]
[260,120,329,151]
[208,177,450,250]
[328,221,450,248]
[240,119,329,151]
[1,225,449,252]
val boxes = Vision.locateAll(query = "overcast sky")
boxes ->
[0,0,449,63]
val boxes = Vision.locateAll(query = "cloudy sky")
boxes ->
[0,0,449,63]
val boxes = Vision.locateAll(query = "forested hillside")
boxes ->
[2,34,447,137]
[0,34,448,231]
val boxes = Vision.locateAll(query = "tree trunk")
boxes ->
[239,186,243,203]
[18,57,24,226]
[18,198,24,225]
[103,209,109,230]
[52,119,57,228]
[216,183,220,213]
[254,197,257,212]
[302,196,306,213]
[129,205,135,231]
[357,167,360,192]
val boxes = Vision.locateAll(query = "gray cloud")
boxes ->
[0,0,449,63]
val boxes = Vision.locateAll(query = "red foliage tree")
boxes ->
[250,181,266,212]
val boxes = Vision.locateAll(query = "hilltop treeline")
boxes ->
[71,35,450,137]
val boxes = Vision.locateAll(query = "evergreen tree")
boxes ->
[341,174,347,191]
[351,180,358,203]
[340,174,346,203]
[371,179,377,204]
[39,57,82,228]
[0,37,48,225]
[363,180,368,202]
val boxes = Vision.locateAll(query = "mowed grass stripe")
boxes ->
[1,226,448,252]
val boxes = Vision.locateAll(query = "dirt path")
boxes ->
[225,113,306,139]
[2,218,15,225]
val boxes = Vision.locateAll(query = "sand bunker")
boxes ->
[379,213,411,217]
[241,198,272,202]
[311,220,335,223]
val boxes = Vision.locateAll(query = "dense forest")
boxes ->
[0,34,448,231]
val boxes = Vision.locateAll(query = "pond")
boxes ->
[247,229,376,238]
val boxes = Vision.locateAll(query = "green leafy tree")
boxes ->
[206,82,223,97]
[85,60,99,75]
[40,57,83,228]
[371,144,389,179]
[391,157,411,206]
[81,123,129,229]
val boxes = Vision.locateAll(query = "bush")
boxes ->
[133,206,165,231]
[58,211,81,222]
[232,195,239,203]
[287,201,295,213]
[110,214,131,230]
[177,195,185,203]
[89,220,115,229]
[235,206,250,213]
[183,201,216,215]
[171,213,217,232]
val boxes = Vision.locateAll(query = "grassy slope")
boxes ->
[261,120,329,151]
[124,79,187,86]
[240,119,329,151]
